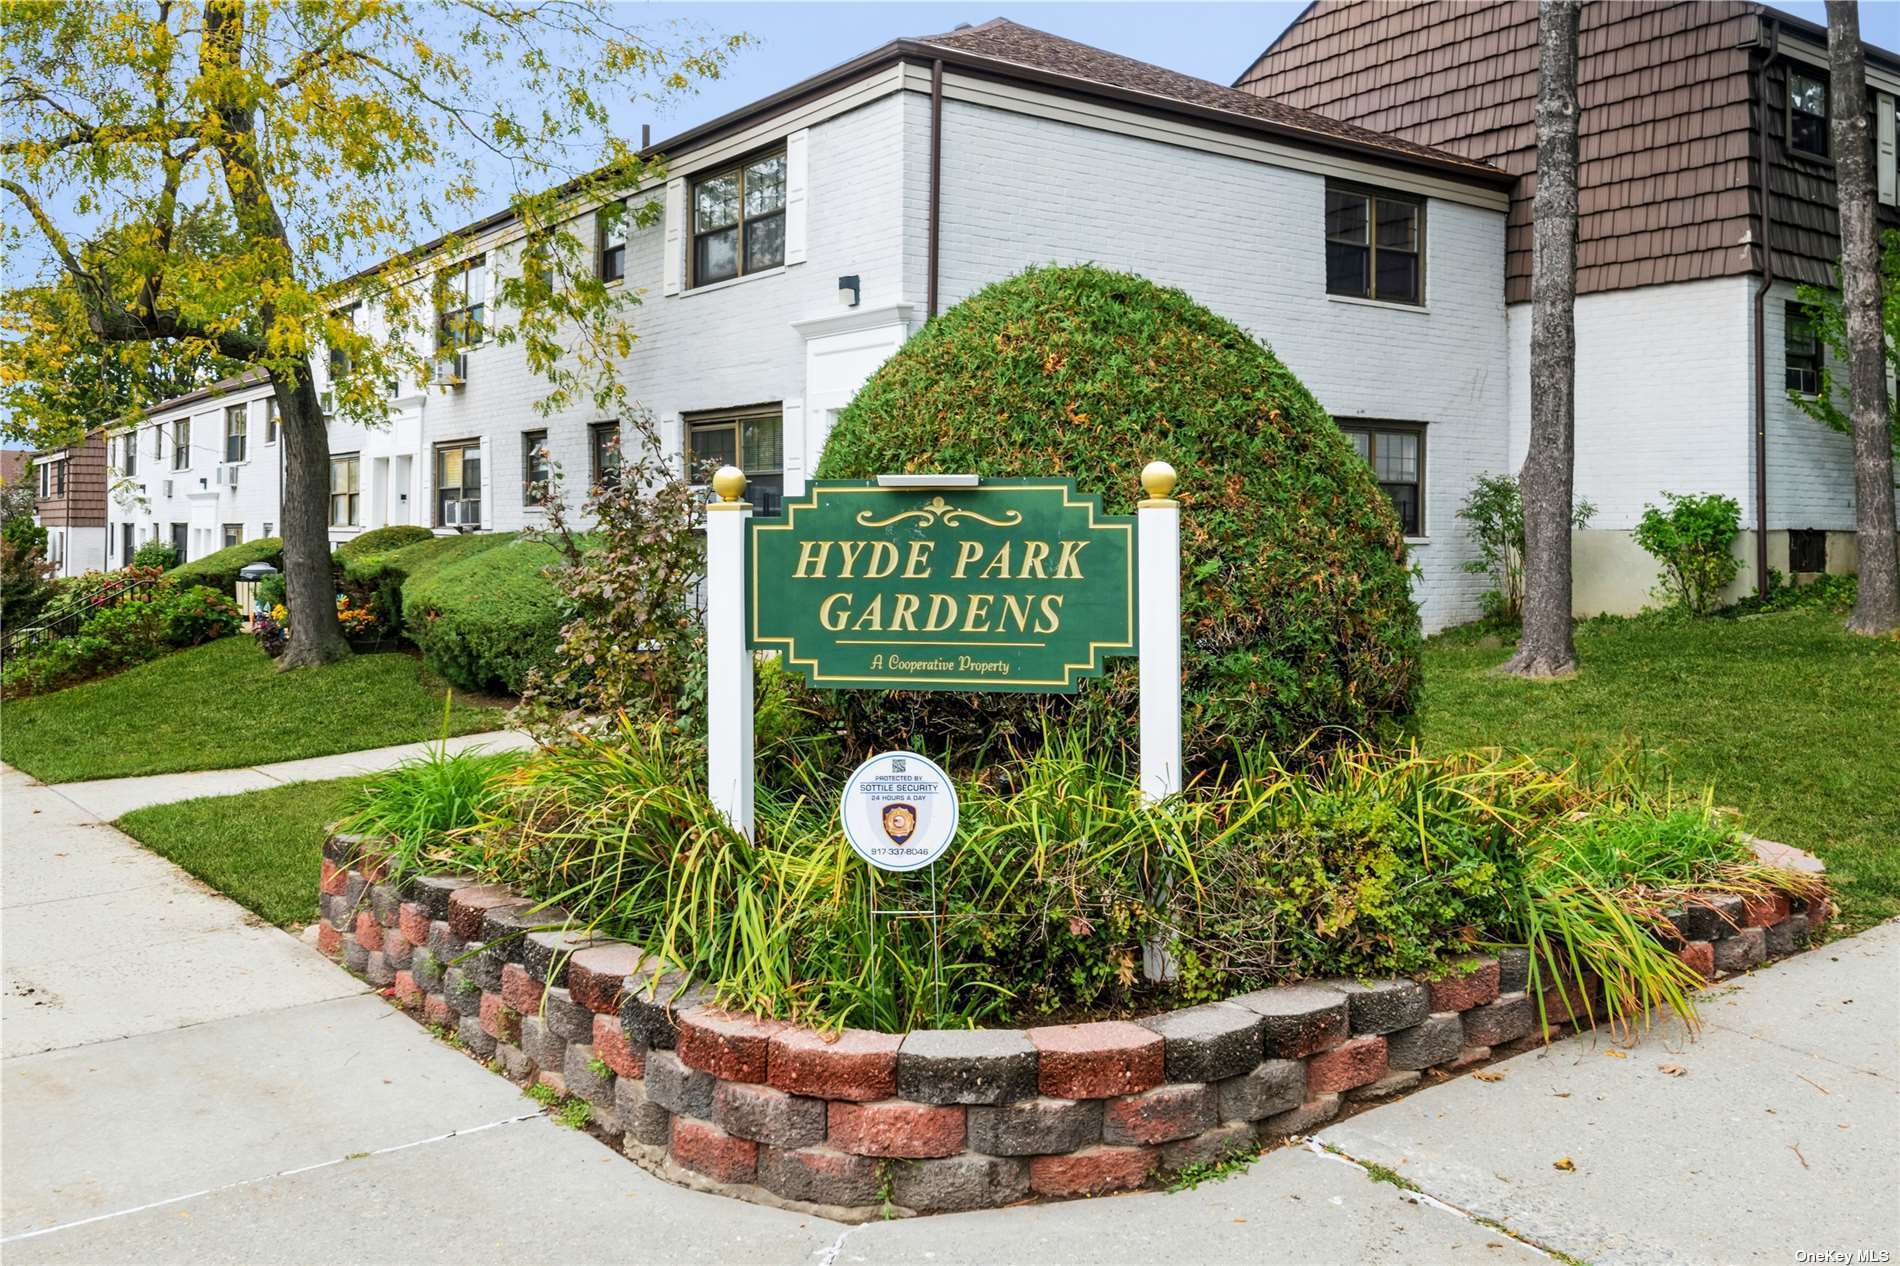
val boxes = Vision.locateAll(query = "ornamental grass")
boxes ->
[364,722,1823,1037]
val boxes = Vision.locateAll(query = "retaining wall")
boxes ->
[315,834,1828,1219]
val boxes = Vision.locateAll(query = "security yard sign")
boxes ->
[749,481,1134,692]
[839,750,959,872]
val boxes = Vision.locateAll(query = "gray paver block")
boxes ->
[891,1152,1030,1213]
[1495,946,1531,994]
[1226,984,1350,1057]
[542,985,596,1043]
[1715,925,1766,973]
[1216,1058,1305,1122]
[967,1096,1103,1155]
[645,1048,715,1119]
[1327,978,1430,1035]
[897,1028,1038,1104]
[615,1075,673,1146]
[1139,1003,1263,1082]
[562,1042,616,1108]
[1385,1012,1463,1070]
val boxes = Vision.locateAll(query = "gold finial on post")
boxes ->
[710,465,748,506]
[1139,460,1178,507]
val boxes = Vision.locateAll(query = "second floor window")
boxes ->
[264,400,278,444]
[330,454,361,527]
[1786,302,1824,395]
[1789,70,1829,158]
[172,420,190,470]
[123,432,138,477]
[1326,185,1424,305]
[437,256,486,351]
[687,407,783,515]
[523,430,550,505]
[598,202,627,282]
[225,404,248,463]
[692,150,786,286]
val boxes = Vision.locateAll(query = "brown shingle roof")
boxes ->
[917,18,1506,183]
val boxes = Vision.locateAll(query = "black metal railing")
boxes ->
[1,572,163,660]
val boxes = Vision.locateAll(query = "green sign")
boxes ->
[750,480,1135,692]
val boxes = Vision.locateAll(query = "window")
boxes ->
[590,420,622,489]
[171,522,188,563]
[687,407,783,514]
[262,521,274,538]
[1325,185,1424,305]
[123,431,138,477]
[53,460,65,498]
[1786,302,1823,395]
[330,454,361,527]
[436,256,486,351]
[598,202,627,282]
[224,404,248,463]
[121,523,133,563]
[435,441,482,526]
[1341,422,1426,536]
[222,523,243,549]
[172,419,190,470]
[691,150,786,286]
[264,399,278,444]
[37,463,46,498]
[523,430,550,506]
[1788,528,1827,573]
[1789,69,1829,158]
[151,425,163,459]
[330,302,359,381]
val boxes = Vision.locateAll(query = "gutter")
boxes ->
[1752,15,1780,596]
[928,58,943,319]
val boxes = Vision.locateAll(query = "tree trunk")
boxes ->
[274,370,348,668]
[1827,0,1900,635]
[1507,0,1582,678]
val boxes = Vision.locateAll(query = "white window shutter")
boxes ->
[663,178,685,295]
[785,128,810,266]
[1880,94,1896,205]
[782,397,806,495]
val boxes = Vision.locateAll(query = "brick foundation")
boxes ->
[316,835,1827,1220]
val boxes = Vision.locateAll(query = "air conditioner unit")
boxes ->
[442,498,467,526]
[319,389,334,414]
[219,465,240,489]
[162,480,175,498]
[433,352,468,387]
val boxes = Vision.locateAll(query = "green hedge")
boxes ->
[398,538,568,694]
[816,264,1421,769]
[168,538,283,595]
[335,524,435,561]
[336,532,565,694]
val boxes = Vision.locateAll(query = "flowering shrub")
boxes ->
[1,579,241,697]
[335,593,382,636]
[160,585,243,647]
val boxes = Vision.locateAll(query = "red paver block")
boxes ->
[1028,1145,1155,1197]
[500,962,543,1016]
[1101,1082,1215,1145]
[1676,940,1715,983]
[1742,891,1792,928]
[479,991,520,1044]
[398,901,432,947]
[566,942,646,1014]
[392,971,423,1008]
[671,1116,758,1183]
[315,921,344,957]
[1028,1021,1164,1099]
[676,1007,786,1083]
[353,911,384,953]
[1424,957,1501,1013]
[594,1011,646,1079]
[1305,1035,1387,1094]
[768,1026,901,1102]
[319,858,348,896]
[423,993,454,1026]
[826,1099,966,1158]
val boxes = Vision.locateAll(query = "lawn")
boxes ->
[1421,607,1900,934]
[0,637,505,783]
[117,776,370,927]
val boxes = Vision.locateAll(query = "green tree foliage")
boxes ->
[1633,492,1743,615]
[1793,229,1900,456]
[815,265,1421,770]
[1456,473,1595,624]
[0,1,742,667]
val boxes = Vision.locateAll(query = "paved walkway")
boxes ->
[3,761,1895,1263]
[49,729,538,819]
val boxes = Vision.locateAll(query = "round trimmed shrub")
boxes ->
[336,524,435,562]
[815,264,1420,769]
[400,538,568,694]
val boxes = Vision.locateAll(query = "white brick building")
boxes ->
[107,18,1523,629]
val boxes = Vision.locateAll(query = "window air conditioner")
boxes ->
[433,352,468,387]
[219,465,240,489]
[162,480,175,498]
[442,499,466,526]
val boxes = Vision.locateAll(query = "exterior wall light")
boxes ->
[837,275,861,307]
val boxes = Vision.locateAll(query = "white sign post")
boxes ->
[1137,461,1182,803]
[705,465,755,839]
[1136,461,1182,981]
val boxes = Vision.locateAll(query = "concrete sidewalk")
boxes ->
[4,760,1895,1263]
[48,728,538,818]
